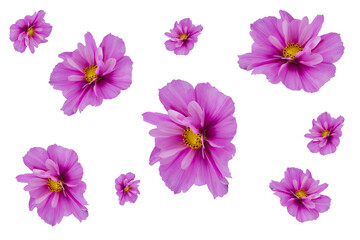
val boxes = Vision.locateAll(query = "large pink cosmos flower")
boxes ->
[238,10,344,92]
[305,112,344,155]
[165,18,203,55]
[50,32,133,115]
[16,145,88,226]
[10,10,52,53]
[270,168,331,222]
[115,172,140,205]
[143,80,237,198]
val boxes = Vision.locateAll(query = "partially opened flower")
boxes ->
[49,32,133,115]
[115,172,140,205]
[143,80,237,198]
[270,168,331,222]
[165,18,203,55]
[238,10,344,92]
[16,144,88,226]
[10,10,52,53]
[305,112,344,155]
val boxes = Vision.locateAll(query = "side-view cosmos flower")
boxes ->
[115,172,140,205]
[165,18,203,55]
[270,168,331,222]
[10,10,52,53]
[238,10,344,92]
[143,80,237,198]
[305,112,344,155]
[16,144,88,226]
[49,32,133,115]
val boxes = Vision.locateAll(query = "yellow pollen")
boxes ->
[295,189,308,199]
[47,178,62,192]
[179,33,187,40]
[27,27,35,37]
[124,186,130,192]
[183,127,202,149]
[283,43,303,59]
[321,130,330,137]
[84,65,98,82]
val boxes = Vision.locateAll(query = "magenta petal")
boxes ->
[279,10,294,22]
[100,34,126,60]
[23,147,49,171]
[159,80,195,115]
[14,39,27,53]
[143,112,170,125]
[165,40,177,51]
[149,147,161,165]
[296,205,319,222]
[300,62,336,93]
[313,33,344,63]
[47,144,78,173]
[313,196,331,213]
[195,82,235,125]
[103,56,133,90]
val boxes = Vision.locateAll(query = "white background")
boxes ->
[0,0,359,239]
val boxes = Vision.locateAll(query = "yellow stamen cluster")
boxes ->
[179,33,187,40]
[124,186,130,192]
[27,27,35,37]
[84,65,98,82]
[295,189,308,199]
[183,127,202,149]
[47,178,63,192]
[321,130,330,137]
[283,43,303,59]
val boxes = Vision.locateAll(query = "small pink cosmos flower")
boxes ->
[165,18,203,55]
[16,144,88,226]
[238,10,344,92]
[49,32,133,115]
[10,10,52,53]
[115,172,140,205]
[305,112,344,155]
[270,168,331,222]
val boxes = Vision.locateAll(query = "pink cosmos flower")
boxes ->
[143,80,237,198]
[165,18,203,55]
[305,112,344,155]
[16,144,88,226]
[115,172,140,205]
[10,10,52,53]
[49,32,133,115]
[270,168,331,222]
[238,10,344,92]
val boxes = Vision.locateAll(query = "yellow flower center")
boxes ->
[295,189,308,199]
[283,43,303,59]
[27,27,35,37]
[47,178,63,192]
[321,130,330,137]
[179,33,187,40]
[183,127,202,149]
[84,65,98,82]
[124,186,130,192]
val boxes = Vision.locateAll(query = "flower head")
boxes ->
[10,10,52,53]
[305,112,344,155]
[16,144,88,226]
[115,172,140,205]
[238,10,344,92]
[165,18,203,55]
[270,168,331,222]
[49,32,133,115]
[143,80,237,198]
